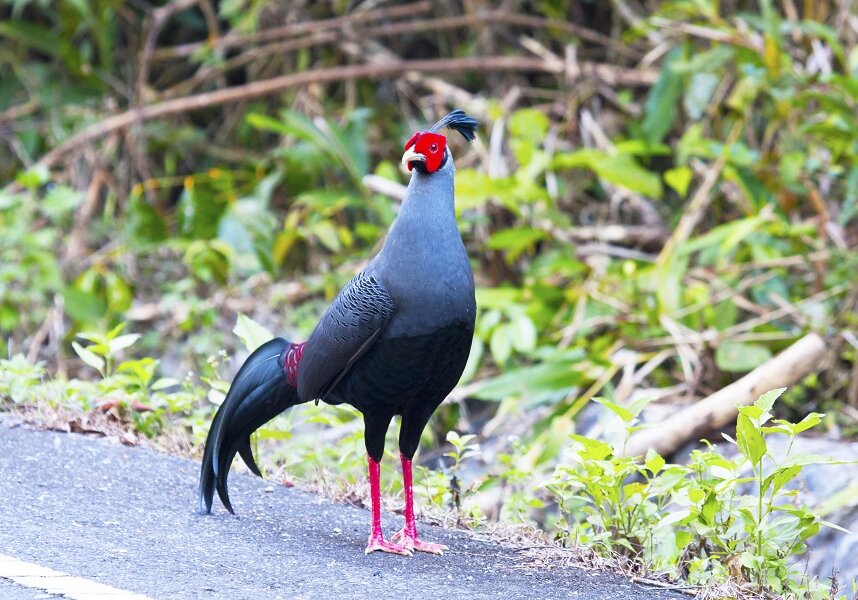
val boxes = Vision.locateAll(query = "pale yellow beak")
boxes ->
[401,148,426,166]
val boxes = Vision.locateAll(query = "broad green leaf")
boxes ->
[642,46,684,145]
[766,464,802,496]
[62,287,106,324]
[233,314,274,352]
[306,220,341,252]
[593,153,663,197]
[716,342,773,372]
[509,314,537,353]
[554,150,662,197]
[645,449,666,475]
[487,228,547,261]
[700,491,719,525]
[683,72,719,120]
[508,108,549,141]
[472,362,584,404]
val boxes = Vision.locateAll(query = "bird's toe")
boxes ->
[391,529,448,555]
[365,535,412,557]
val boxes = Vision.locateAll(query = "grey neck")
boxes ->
[376,157,460,261]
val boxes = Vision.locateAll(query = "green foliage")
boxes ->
[547,390,848,596]
[2,1,858,593]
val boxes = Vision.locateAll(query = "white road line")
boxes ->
[0,554,153,600]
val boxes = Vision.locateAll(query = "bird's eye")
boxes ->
[429,143,438,153]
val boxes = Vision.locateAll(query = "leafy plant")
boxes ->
[547,389,849,596]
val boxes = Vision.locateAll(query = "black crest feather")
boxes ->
[429,109,479,141]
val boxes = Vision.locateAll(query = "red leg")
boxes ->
[365,455,411,556]
[391,454,448,555]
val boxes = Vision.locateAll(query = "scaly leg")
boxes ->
[365,455,411,556]
[391,454,448,554]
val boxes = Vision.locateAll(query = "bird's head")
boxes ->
[401,109,479,175]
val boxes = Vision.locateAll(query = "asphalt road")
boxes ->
[0,417,682,600]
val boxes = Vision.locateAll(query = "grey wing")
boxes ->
[297,271,396,402]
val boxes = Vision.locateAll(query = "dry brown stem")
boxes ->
[150,1,432,60]
[30,56,654,173]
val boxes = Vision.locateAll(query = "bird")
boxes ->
[198,109,479,556]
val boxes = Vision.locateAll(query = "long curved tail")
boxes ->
[198,337,307,515]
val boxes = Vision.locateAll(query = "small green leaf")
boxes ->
[42,186,84,217]
[594,398,634,423]
[489,324,512,365]
[510,314,537,353]
[593,153,663,198]
[664,166,693,196]
[569,434,613,461]
[72,341,105,375]
[755,388,786,412]
[108,334,140,354]
[645,449,666,475]
[14,165,49,189]
[306,220,341,252]
[736,413,766,465]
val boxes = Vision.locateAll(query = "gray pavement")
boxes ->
[0,418,682,599]
[0,578,55,599]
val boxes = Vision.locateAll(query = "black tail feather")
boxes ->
[198,337,305,515]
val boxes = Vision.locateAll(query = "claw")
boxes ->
[366,535,412,556]
[391,529,448,555]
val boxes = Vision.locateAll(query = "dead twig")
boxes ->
[655,121,743,269]
[548,223,670,249]
[150,1,432,60]
[137,0,202,102]
[26,56,654,174]
[362,174,406,201]
[0,99,39,124]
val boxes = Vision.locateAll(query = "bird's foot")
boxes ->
[365,535,412,556]
[391,529,448,555]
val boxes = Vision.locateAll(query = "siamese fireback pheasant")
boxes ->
[198,109,479,556]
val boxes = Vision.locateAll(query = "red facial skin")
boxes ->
[404,132,448,173]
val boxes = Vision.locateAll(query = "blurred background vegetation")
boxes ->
[2,0,858,593]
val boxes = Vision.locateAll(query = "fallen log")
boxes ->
[620,332,828,458]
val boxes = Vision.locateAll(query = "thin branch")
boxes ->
[0,99,38,123]
[28,56,656,173]
[162,12,650,99]
[655,122,743,269]
[150,1,432,60]
[137,0,201,100]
